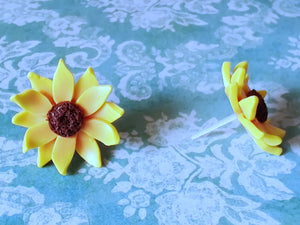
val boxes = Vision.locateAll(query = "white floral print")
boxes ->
[0,137,36,168]
[1,0,299,224]
[0,186,44,217]
[82,0,220,31]
[269,35,300,71]
[125,145,196,194]
[0,0,57,26]
[116,41,156,100]
[23,202,89,225]
[118,190,150,220]
[155,41,236,93]
[204,135,295,200]
[272,0,300,18]
[155,181,279,225]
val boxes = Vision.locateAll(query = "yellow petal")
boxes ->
[10,90,52,115]
[23,121,57,153]
[242,85,250,97]
[38,139,56,167]
[28,72,53,103]
[238,115,264,140]
[262,122,286,139]
[222,62,231,87]
[233,61,248,73]
[252,120,285,145]
[53,59,75,103]
[239,96,259,121]
[12,111,46,128]
[76,85,112,117]
[262,133,282,146]
[91,102,124,123]
[73,67,98,101]
[231,67,246,87]
[245,74,249,83]
[227,84,242,114]
[257,90,267,98]
[76,131,101,167]
[242,75,250,95]
[254,139,283,156]
[238,88,247,99]
[82,118,120,146]
[52,135,76,175]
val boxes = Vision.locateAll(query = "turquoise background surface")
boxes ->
[1,0,300,224]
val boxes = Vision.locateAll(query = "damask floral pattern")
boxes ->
[23,202,89,225]
[0,0,57,26]
[0,186,44,217]
[1,0,300,224]
[199,135,295,200]
[269,35,300,71]
[82,0,220,31]
[155,181,280,225]
[116,41,156,100]
[0,38,40,89]
[118,190,150,220]
[0,137,35,168]
[155,41,236,94]
[272,0,300,18]
[126,145,196,195]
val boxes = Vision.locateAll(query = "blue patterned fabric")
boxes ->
[1,0,300,224]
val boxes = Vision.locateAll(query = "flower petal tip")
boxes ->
[10,94,18,105]
[11,115,17,125]
[52,159,68,175]
[257,90,267,99]
[56,168,67,176]
[11,113,24,127]
[22,140,31,153]
[27,71,37,79]
[234,61,248,72]
[87,67,94,74]
[22,146,28,154]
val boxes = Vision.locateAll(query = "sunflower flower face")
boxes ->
[11,59,124,175]
[222,61,285,155]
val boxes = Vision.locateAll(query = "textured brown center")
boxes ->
[247,89,268,123]
[47,101,84,137]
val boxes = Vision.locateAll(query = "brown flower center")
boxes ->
[247,89,268,123]
[47,101,84,137]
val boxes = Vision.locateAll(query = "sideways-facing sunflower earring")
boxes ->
[192,61,285,155]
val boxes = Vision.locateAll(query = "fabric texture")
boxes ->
[1,0,300,224]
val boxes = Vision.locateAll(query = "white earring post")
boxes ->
[191,114,237,140]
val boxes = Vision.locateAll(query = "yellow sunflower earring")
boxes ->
[192,61,285,155]
[11,59,124,175]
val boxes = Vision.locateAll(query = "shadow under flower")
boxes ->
[68,89,195,174]
[268,89,300,154]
